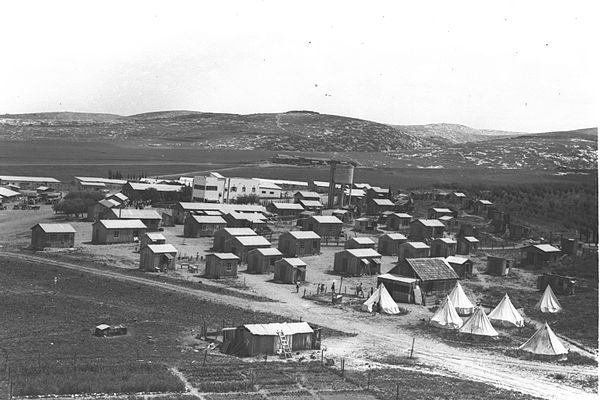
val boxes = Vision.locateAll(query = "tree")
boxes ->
[235,194,260,204]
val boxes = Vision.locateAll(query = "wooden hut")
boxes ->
[457,236,480,255]
[161,210,175,227]
[273,258,307,283]
[278,231,321,257]
[332,209,351,223]
[473,199,493,215]
[205,253,240,278]
[344,236,376,250]
[293,191,321,203]
[446,256,474,279]
[486,256,510,276]
[409,219,445,241]
[377,273,419,303]
[366,198,395,216]
[520,244,561,268]
[221,322,315,357]
[139,244,177,271]
[298,199,323,214]
[398,241,430,262]
[212,227,257,252]
[378,233,407,255]
[87,199,119,222]
[354,217,378,233]
[224,235,271,263]
[267,202,304,217]
[184,215,227,237]
[389,258,458,295]
[246,248,283,274]
[430,238,457,257]
[427,207,453,219]
[386,213,412,230]
[106,208,162,231]
[92,220,147,244]
[139,232,166,249]
[333,248,382,276]
[301,215,343,238]
[30,223,76,250]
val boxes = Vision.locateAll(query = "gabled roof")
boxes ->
[127,182,183,192]
[434,237,456,244]
[178,202,266,213]
[391,213,412,219]
[453,192,466,197]
[95,219,147,229]
[344,188,365,197]
[299,199,323,208]
[0,187,21,197]
[381,233,407,241]
[331,209,349,214]
[285,231,321,240]
[146,244,178,254]
[144,232,166,241]
[219,227,257,236]
[439,215,455,221]
[0,175,60,183]
[527,244,561,253]
[477,199,493,205]
[258,181,282,190]
[345,248,381,258]
[80,182,106,187]
[279,258,307,267]
[370,198,395,206]
[369,187,389,194]
[295,191,321,199]
[312,180,329,188]
[209,252,240,260]
[109,209,162,220]
[270,202,304,210]
[431,207,452,213]
[108,193,129,202]
[349,237,375,245]
[36,186,50,191]
[232,235,271,246]
[98,199,120,208]
[226,212,267,223]
[250,247,283,257]
[401,241,430,249]
[76,176,127,185]
[244,322,313,336]
[412,219,445,227]
[446,256,470,265]
[403,258,458,281]
[191,215,227,224]
[378,273,418,284]
[462,236,480,243]
[309,215,343,224]
[32,223,76,233]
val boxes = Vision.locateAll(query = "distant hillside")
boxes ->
[390,123,522,144]
[0,111,121,122]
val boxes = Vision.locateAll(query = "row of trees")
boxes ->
[52,191,105,218]
[107,170,150,181]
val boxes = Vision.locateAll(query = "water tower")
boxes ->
[327,161,355,209]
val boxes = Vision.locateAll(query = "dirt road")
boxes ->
[1,251,596,400]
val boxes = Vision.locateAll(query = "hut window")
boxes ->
[300,241,305,249]
[242,187,246,192]
[252,187,256,192]
[269,258,275,266]
[226,263,232,272]
[113,231,120,238]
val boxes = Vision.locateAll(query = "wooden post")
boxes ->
[367,370,371,389]
[203,348,208,366]
[321,349,324,365]
[410,338,415,358]
[396,383,400,400]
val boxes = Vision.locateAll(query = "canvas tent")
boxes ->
[518,322,568,359]
[535,285,562,313]
[448,282,475,316]
[487,294,524,328]
[430,296,463,330]
[458,307,498,337]
[362,285,400,314]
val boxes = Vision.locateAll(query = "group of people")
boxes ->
[315,282,337,295]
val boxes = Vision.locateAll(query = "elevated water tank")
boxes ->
[333,164,354,184]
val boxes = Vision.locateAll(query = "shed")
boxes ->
[536,273,576,295]
[87,199,120,222]
[107,208,162,231]
[184,215,227,237]
[223,212,267,231]
[267,202,304,217]
[386,213,412,230]
[389,258,458,295]
[332,209,351,223]
[430,238,457,257]
[409,219,445,241]
[212,227,257,252]
[30,223,76,250]
[486,256,510,276]
[354,217,378,233]
[509,223,531,241]
[274,258,307,283]
[398,241,430,262]
[366,198,395,216]
[139,244,177,271]
[294,191,321,203]
[92,220,147,244]
[344,236,376,250]
[222,322,315,357]
[333,248,382,276]
[205,253,240,278]
[521,244,561,268]
[378,233,407,255]
[457,236,480,255]
[298,199,323,214]
[224,235,271,263]
[377,273,419,304]
[161,210,175,227]
[301,215,343,238]
[139,232,166,249]
[560,238,579,255]
[246,248,283,274]
[446,256,474,279]
[278,231,321,257]
[427,207,453,219]
[473,199,493,215]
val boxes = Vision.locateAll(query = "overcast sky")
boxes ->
[0,0,597,132]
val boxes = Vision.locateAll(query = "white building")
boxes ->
[192,172,265,203]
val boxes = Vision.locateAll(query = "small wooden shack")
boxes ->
[107,208,162,231]
[389,258,458,295]
[161,210,175,227]
[332,209,351,223]
[537,273,576,295]
[92,220,147,244]
[430,237,457,257]
[301,215,343,238]
[344,236,376,250]
[377,273,419,303]
[184,215,227,237]
[139,244,177,271]
[509,223,531,241]
[386,213,412,230]
[520,244,561,268]
[333,248,382,276]
[298,199,323,214]
[87,199,119,222]
[354,217,378,233]
[273,258,307,283]
[278,231,321,257]
[366,198,395,216]
[224,235,271,263]
[409,219,445,241]
[30,223,76,250]
[294,191,321,203]
[378,233,407,255]
[212,227,257,252]
[446,256,474,279]
[246,247,283,274]
[427,207,453,219]
[457,236,480,255]
[221,322,316,357]
[139,232,166,249]
[267,202,304,217]
[486,256,510,276]
[560,238,579,255]
[205,253,240,278]
[398,241,430,262]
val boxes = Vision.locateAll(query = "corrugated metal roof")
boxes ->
[446,256,470,265]
[378,273,418,284]
[33,223,76,233]
[310,215,342,224]
[221,228,257,236]
[192,215,226,224]
[271,202,304,210]
[109,209,162,220]
[287,231,321,240]
[210,253,240,260]
[371,198,395,206]
[280,258,307,267]
[405,258,458,281]
[147,244,178,254]
[244,322,313,336]
[0,175,60,183]
[403,241,430,249]
[350,237,375,244]
[345,248,381,258]
[97,219,147,229]
[383,233,407,240]
[252,247,283,256]
[414,219,445,227]
[235,236,271,246]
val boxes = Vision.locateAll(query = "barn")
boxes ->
[246,248,283,274]
[139,244,177,272]
[273,258,307,283]
[92,220,147,244]
[389,258,458,295]
[212,227,257,252]
[520,244,561,268]
[333,248,382,276]
[386,213,412,230]
[366,198,395,216]
[398,241,430,262]
[205,253,241,278]
[139,232,166,249]
[446,256,474,279]
[267,202,304,217]
[378,233,407,255]
[278,231,321,257]
[184,215,227,237]
[221,322,315,357]
[344,237,376,250]
[106,208,162,231]
[409,219,445,241]
[224,235,271,263]
[301,215,343,238]
[430,238,457,257]
[30,224,76,250]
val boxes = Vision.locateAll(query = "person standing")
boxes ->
[331,282,335,294]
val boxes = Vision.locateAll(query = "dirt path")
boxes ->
[1,251,596,400]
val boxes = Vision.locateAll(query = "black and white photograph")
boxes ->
[0,1,597,399]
